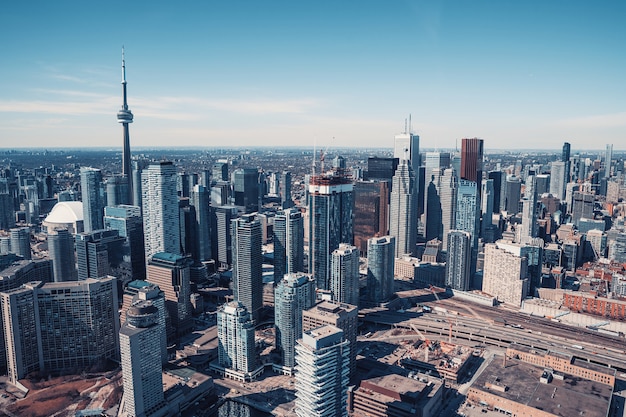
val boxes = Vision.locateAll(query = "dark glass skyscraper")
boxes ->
[273,208,304,284]
[308,172,354,290]
[232,214,263,321]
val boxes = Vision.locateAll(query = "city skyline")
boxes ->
[1,1,624,150]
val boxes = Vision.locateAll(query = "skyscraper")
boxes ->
[366,236,395,303]
[216,301,257,377]
[456,179,479,248]
[147,253,192,342]
[80,167,105,233]
[47,228,76,282]
[9,226,31,260]
[308,171,354,290]
[119,300,166,417]
[212,205,238,269]
[273,208,304,284]
[104,205,146,281]
[481,178,495,238]
[191,184,212,262]
[605,144,613,178]
[439,168,458,249]
[302,300,358,377]
[106,176,130,206]
[488,170,505,213]
[353,180,389,256]
[483,241,530,306]
[330,243,360,306]
[520,175,538,239]
[562,142,571,163]
[232,214,263,321]
[274,273,316,373]
[460,138,484,184]
[232,168,259,213]
[280,170,294,208]
[295,325,349,417]
[141,162,180,259]
[505,175,522,213]
[117,48,134,205]
[394,130,420,236]
[445,230,471,291]
[389,156,417,257]
[75,229,126,281]
[549,161,566,200]
[1,277,119,382]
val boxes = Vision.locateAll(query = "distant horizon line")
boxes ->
[0,145,622,154]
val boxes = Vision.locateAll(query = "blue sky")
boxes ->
[1,1,624,151]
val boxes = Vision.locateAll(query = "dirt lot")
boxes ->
[5,372,122,417]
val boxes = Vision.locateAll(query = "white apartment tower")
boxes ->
[483,241,530,306]
[119,300,166,417]
[274,273,316,372]
[295,325,349,417]
[330,244,360,306]
[141,162,180,259]
[217,301,256,375]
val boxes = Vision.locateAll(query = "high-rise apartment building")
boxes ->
[1,277,119,383]
[147,252,192,342]
[119,299,166,417]
[330,244,360,306]
[481,179,495,238]
[279,171,293,208]
[483,241,530,306]
[445,230,472,291]
[80,167,105,233]
[366,236,395,303]
[216,301,257,378]
[212,205,238,269]
[75,229,126,281]
[549,161,567,200]
[308,171,354,290]
[9,226,31,260]
[191,184,212,262]
[353,180,389,256]
[302,300,358,377]
[274,273,316,373]
[604,144,613,178]
[104,205,146,281]
[106,176,130,207]
[488,170,505,213]
[0,194,15,230]
[47,228,76,282]
[520,175,538,239]
[232,214,263,321]
[439,169,458,249]
[389,157,416,257]
[295,325,349,417]
[141,161,180,259]
[273,208,304,284]
[456,179,479,247]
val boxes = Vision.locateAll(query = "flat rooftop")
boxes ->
[472,357,612,417]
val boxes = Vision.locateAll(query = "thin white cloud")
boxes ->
[0,93,322,121]
[552,112,626,129]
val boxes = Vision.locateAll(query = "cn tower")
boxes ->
[117,47,133,203]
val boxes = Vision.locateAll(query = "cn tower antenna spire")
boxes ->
[117,46,134,203]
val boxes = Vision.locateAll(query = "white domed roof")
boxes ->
[45,201,84,224]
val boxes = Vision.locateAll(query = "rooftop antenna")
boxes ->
[409,114,412,134]
[404,118,407,134]
[312,137,317,176]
